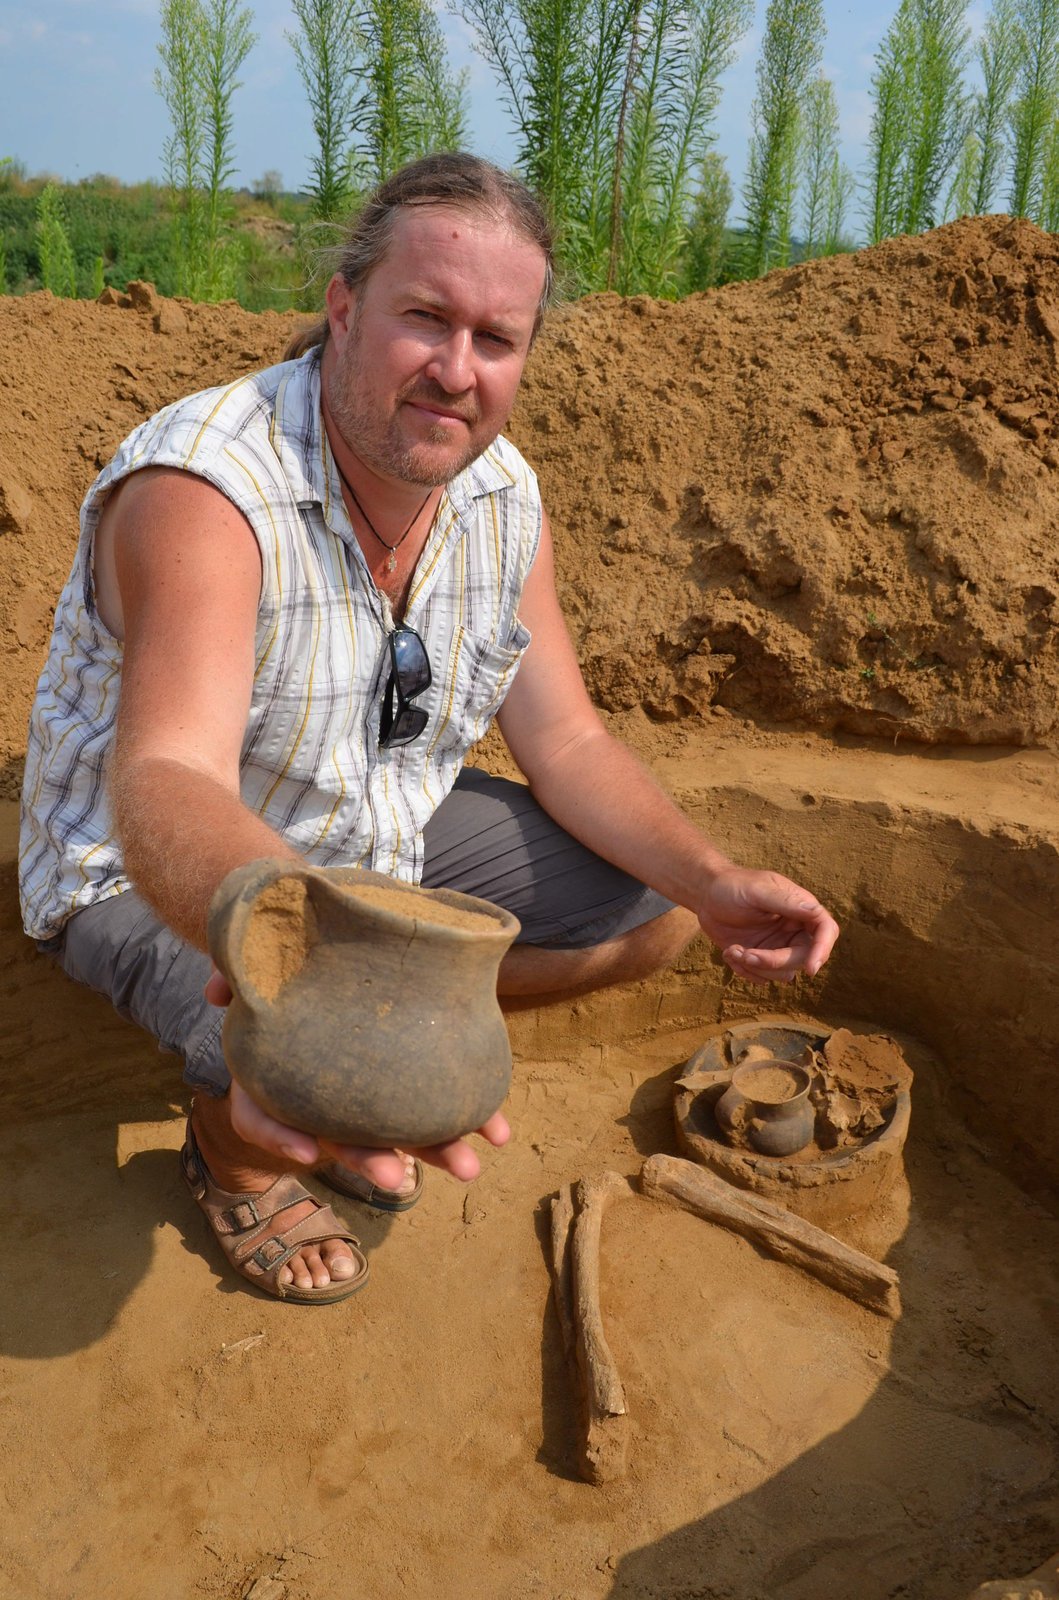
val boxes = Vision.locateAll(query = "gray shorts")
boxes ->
[53,770,674,1097]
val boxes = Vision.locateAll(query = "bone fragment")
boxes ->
[640,1154,901,1319]
[557,1170,633,1484]
[547,1185,577,1364]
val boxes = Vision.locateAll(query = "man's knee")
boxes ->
[498,904,698,1003]
[607,904,699,980]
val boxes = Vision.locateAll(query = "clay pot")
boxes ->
[715,1059,815,1158]
[207,858,520,1147]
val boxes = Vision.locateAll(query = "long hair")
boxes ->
[284,153,556,361]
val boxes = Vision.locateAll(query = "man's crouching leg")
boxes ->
[496,905,700,1010]
[421,771,701,1011]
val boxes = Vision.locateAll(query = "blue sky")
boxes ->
[0,0,988,236]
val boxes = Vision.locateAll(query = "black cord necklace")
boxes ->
[333,455,434,573]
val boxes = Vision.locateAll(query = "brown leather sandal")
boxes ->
[316,1157,425,1213]
[180,1121,370,1304]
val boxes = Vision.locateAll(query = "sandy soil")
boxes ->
[1,219,1058,1599]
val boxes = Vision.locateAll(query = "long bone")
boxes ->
[640,1153,901,1319]
[547,1170,632,1484]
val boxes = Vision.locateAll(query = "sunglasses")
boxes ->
[379,624,432,748]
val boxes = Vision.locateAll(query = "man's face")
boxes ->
[324,205,547,487]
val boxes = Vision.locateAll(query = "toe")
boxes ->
[323,1242,358,1280]
[297,1247,332,1288]
[280,1247,323,1290]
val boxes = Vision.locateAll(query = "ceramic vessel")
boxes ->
[207,858,520,1147]
[673,1017,913,1234]
[715,1059,815,1157]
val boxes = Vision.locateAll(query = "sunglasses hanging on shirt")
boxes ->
[379,620,433,748]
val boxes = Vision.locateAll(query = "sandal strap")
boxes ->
[236,1209,363,1275]
[210,1173,325,1236]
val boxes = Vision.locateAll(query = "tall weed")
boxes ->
[1007,0,1059,219]
[156,0,255,296]
[968,0,1022,212]
[867,0,971,242]
[37,182,78,297]
[741,0,826,277]
[460,0,749,296]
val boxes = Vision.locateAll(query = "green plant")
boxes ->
[740,0,825,278]
[1043,107,1059,227]
[458,0,635,271]
[945,128,980,215]
[866,0,972,243]
[352,0,468,185]
[156,0,256,297]
[36,182,78,297]
[1007,0,1059,219]
[459,0,750,296]
[288,0,363,219]
[157,0,208,294]
[614,0,752,296]
[681,148,732,290]
[968,0,1022,212]
[800,71,850,256]
[822,149,856,253]
[198,0,257,298]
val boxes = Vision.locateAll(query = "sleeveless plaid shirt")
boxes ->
[19,351,542,940]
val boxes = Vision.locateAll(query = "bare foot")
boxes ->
[190,1092,364,1292]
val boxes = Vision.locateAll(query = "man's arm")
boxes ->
[496,511,839,981]
[99,467,297,951]
[100,468,504,1178]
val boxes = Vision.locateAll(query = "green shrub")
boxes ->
[37,182,78,297]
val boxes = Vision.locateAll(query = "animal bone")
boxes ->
[548,1170,633,1484]
[547,1184,577,1364]
[640,1153,900,1319]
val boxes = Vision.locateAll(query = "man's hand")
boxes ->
[227,1081,510,1186]
[696,868,839,985]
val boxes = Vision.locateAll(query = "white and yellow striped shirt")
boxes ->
[20,350,542,940]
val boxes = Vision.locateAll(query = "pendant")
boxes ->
[387,549,397,572]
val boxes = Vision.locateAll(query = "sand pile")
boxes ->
[518,215,1059,747]
[2,215,1059,804]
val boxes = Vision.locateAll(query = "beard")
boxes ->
[325,312,497,488]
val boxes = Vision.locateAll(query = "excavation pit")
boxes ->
[2,732,1056,1599]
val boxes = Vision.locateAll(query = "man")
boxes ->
[20,154,838,1304]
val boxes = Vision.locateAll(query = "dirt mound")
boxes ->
[517,215,1059,748]
[2,215,1059,800]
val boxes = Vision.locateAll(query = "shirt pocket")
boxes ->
[429,621,531,755]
